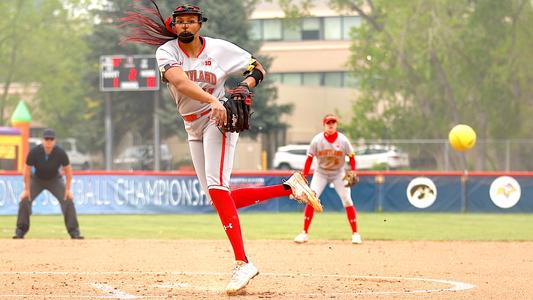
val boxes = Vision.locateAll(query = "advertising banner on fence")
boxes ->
[468,176,533,212]
[0,175,256,215]
[0,174,378,215]
[380,176,464,212]
[1,173,532,214]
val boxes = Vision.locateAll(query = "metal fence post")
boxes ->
[105,93,112,170]
[375,175,385,212]
[153,91,160,171]
[461,171,468,213]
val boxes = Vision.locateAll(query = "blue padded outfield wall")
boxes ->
[0,172,531,214]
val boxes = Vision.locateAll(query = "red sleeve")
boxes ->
[349,154,356,171]
[303,155,314,176]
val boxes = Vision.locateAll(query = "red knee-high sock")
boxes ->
[208,189,247,262]
[303,204,314,233]
[345,205,358,233]
[232,184,291,209]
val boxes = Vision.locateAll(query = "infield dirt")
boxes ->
[1,240,532,299]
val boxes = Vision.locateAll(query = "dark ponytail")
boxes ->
[119,0,177,46]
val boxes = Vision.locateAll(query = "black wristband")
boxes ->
[246,68,263,87]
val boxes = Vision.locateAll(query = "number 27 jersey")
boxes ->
[308,132,354,176]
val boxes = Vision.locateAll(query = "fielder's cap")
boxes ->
[42,128,56,138]
[323,115,338,124]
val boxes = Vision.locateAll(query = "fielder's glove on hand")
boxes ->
[222,83,253,133]
[343,170,359,187]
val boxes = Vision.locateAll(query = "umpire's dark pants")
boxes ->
[15,176,81,238]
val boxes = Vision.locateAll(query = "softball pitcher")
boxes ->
[294,114,362,244]
[121,2,322,295]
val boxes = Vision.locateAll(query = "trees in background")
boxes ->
[337,0,533,142]
[340,0,533,169]
[0,0,89,138]
[280,0,533,169]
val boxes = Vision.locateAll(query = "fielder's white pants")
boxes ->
[310,171,354,207]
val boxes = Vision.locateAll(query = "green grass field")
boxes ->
[1,213,533,241]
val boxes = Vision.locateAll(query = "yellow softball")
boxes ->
[449,124,477,152]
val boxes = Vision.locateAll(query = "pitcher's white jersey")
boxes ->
[308,132,354,176]
[156,36,252,116]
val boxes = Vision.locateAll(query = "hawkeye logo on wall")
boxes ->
[406,177,437,209]
[489,176,521,209]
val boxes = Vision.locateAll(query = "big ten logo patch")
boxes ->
[406,177,437,209]
[489,176,521,209]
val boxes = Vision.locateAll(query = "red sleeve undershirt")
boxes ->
[303,155,313,176]
[349,154,356,171]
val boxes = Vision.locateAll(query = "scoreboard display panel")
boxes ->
[100,55,160,91]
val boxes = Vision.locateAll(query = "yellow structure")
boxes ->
[0,100,33,171]
[11,101,32,165]
[0,127,23,171]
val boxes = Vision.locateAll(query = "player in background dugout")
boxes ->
[294,114,362,244]
[120,2,322,295]
[13,128,83,239]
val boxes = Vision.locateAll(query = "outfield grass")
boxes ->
[1,213,532,241]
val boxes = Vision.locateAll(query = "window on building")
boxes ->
[249,20,262,40]
[252,16,361,41]
[342,16,361,40]
[324,72,343,87]
[272,72,358,88]
[324,17,342,40]
[269,73,282,84]
[263,19,282,41]
[282,73,302,85]
[302,73,321,86]
[283,20,302,40]
[344,72,359,88]
[302,18,320,40]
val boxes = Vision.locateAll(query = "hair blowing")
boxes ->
[119,0,177,46]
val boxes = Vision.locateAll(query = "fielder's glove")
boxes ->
[343,170,359,187]
[222,83,253,133]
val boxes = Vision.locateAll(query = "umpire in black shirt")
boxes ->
[13,129,83,239]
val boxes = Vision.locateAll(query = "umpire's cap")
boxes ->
[42,128,56,138]
[172,4,208,22]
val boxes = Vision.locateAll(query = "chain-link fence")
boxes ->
[357,139,533,171]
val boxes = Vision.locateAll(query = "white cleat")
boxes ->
[225,260,259,295]
[294,231,309,243]
[284,172,323,212]
[352,232,362,244]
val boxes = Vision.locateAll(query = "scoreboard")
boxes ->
[100,55,160,91]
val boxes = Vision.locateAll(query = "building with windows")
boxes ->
[250,1,362,144]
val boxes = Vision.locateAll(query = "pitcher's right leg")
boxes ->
[209,188,247,262]
[202,125,257,294]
